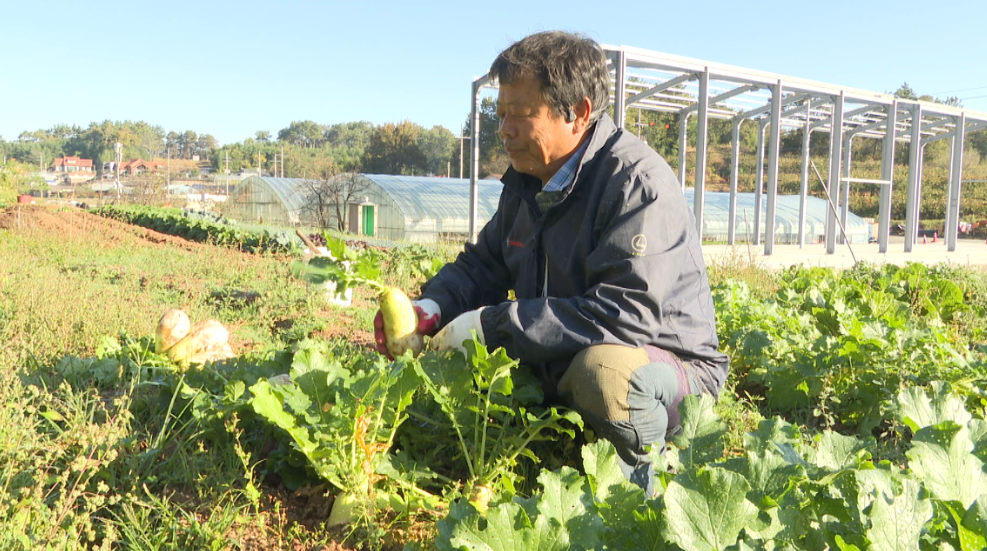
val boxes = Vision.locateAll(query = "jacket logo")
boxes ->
[508,239,525,248]
[631,234,647,256]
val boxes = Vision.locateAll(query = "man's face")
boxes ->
[496,75,582,183]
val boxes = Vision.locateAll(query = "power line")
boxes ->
[926,85,987,95]
[959,94,987,101]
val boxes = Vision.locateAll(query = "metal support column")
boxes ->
[468,78,484,244]
[839,134,853,244]
[798,98,812,247]
[728,119,741,245]
[694,70,710,239]
[904,104,922,253]
[877,101,897,253]
[678,114,689,188]
[825,92,845,254]
[916,144,925,240]
[946,112,967,251]
[612,50,627,130]
[764,81,783,255]
[753,119,767,245]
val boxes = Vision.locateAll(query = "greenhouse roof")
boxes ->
[253,177,309,214]
[358,174,503,223]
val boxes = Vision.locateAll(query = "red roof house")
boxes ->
[50,156,94,172]
[120,159,151,176]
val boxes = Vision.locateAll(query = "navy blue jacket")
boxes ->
[420,114,728,398]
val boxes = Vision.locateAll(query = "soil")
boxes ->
[2,204,392,549]
[0,203,210,251]
[0,204,377,352]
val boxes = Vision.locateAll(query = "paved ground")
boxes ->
[702,236,987,271]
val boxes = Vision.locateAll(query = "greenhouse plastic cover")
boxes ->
[685,189,870,244]
[363,174,503,224]
[248,176,867,243]
[256,177,310,217]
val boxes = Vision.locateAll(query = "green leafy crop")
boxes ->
[436,384,987,550]
[413,338,582,503]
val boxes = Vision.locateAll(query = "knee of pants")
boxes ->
[556,344,681,425]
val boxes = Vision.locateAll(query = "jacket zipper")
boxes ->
[542,253,549,297]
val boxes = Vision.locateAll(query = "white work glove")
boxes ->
[429,308,486,355]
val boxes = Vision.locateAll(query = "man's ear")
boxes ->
[571,97,593,133]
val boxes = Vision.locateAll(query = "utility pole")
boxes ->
[224,151,230,195]
[634,109,647,139]
[281,144,284,177]
[459,126,470,179]
[114,142,122,199]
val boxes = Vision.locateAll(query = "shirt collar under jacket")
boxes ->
[541,136,591,193]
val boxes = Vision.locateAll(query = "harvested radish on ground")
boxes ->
[155,309,190,353]
[154,309,235,369]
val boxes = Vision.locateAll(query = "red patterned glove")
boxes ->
[374,299,442,359]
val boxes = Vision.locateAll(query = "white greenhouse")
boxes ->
[223,174,868,245]
[686,189,870,244]
[224,174,505,243]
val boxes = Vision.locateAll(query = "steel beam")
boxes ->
[904,103,923,252]
[798,97,811,247]
[468,77,488,244]
[921,128,963,146]
[754,119,767,245]
[734,92,813,123]
[842,177,891,184]
[920,117,954,133]
[612,50,627,130]
[625,73,694,107]
[694,71,710,239]
[839,134,853,244]
[729,119,741,244]
[848,107,911,136]
[826,92,845,254]
[809,102,881,132]
[878,100,897,253]
[682,84,759,115]
[946,113,966,251]
[678,114,689,187]
[764,81,783,255]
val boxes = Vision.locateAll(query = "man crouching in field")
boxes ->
[375,30,729,495]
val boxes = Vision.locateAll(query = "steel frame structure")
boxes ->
[467,45,987,254]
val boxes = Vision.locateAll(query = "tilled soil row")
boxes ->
[1,204,209,252]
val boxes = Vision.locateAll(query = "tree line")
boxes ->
[212,120,462,180]
[2,121,218,175]
[3,82,986,223]
[0,118,472,181]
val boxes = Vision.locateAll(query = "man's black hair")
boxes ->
[490,31,611,124]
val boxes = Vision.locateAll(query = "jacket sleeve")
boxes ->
[418,190,514,323]
[481,162,720,368]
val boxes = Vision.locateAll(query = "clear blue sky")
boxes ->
[3,0,986,146]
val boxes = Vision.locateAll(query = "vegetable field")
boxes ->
[3,203,987,551]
